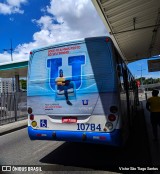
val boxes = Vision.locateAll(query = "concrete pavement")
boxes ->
[139,92,160,173]
[0,119,27,136]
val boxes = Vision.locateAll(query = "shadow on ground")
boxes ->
[40,108,152,173]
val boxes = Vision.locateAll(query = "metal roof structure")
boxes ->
[92,0,160,63]
[0,60,28,78]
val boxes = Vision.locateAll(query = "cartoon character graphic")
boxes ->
[55,69,74,105]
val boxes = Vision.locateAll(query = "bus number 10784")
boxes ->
[77,123,101,131]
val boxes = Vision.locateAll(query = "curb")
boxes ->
[0,119,28,136]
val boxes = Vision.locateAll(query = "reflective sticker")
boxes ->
[93,136,100,139]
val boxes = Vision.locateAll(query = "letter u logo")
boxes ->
[82,100,88,105]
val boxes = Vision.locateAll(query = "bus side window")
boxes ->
[116,64,125,91]
[117,65,121,77]
[128,74,132,90]
[123,68,129,91]
[114,49,126,92]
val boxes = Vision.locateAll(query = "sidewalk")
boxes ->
[142,100,160,166]
[139,92,160,172]
[0,119,28,136]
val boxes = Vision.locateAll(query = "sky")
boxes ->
[0,0,159,79]
[128,58,160,79]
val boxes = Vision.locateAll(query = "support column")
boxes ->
[15,74,20,92]
[14,74,20,121]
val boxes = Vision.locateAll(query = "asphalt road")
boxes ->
[0,108,152,174]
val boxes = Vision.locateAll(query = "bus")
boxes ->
[27,36,139,147]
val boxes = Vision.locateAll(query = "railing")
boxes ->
[141,83,160,89]
[0,92,27,125]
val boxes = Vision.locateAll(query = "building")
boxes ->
[0,78,15,93]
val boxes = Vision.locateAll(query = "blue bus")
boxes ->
[27,36,138,146]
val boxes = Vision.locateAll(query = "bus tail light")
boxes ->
[105,122,113,130]
[28,107,33,114]
[31,121,37,127]
[110,106,118,113]
[106,37,110,42]
[108,114,116,122]
[30,114,34,120]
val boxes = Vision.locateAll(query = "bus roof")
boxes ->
[30,36,110,53]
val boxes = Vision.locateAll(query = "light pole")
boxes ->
[3,39,14,92]
[137,65,146,86]
[3,39,13,61]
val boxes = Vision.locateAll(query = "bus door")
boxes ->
[123,68,132,131]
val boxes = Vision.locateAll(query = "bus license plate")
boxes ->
[62,117,77,123]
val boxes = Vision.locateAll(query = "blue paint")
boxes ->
[28,126,123,146]
[47,58,62,90]
[68,55,85,88]
[47,55,85,90]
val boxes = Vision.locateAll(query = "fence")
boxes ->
[0,92,27,125]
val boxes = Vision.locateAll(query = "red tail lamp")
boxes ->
[108,114,116,122]
[106,37,110,42]
[30,114,34,121]
[28,107,32,114]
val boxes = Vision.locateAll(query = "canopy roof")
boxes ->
[0,60,28,78]
[92,0,160,63]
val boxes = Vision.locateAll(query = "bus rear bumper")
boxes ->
[28,126,123,146]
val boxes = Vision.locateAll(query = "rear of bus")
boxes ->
[27,36,122,146]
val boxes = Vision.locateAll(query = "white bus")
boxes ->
[27,36,138,146]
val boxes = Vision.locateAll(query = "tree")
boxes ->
[135,77,160,85]
[20,79,27,90]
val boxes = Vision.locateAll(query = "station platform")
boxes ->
[140,92,160,171]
